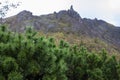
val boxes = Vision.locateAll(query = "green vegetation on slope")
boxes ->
[0,25,120,80]
[37,31,120,59]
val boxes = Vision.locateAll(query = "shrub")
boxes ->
[0,25,120,80]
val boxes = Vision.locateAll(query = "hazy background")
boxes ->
[0,0,120,26]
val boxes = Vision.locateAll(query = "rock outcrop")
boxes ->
[55,5,82,21]
[67,5,81,20]
[16,10,33,22]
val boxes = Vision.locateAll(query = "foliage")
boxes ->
[0,25,120,80]
[8,71,23,80]
[0,1,20,18]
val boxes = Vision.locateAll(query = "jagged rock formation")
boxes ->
[55,5,81,21]
[2,6,120,48]
[68,5,81,21]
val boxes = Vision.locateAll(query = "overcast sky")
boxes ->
[0,0,120,26]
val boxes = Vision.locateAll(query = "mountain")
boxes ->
[2,6,120,53]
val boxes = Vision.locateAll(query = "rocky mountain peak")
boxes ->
[16,10,33,22]
[67,5,81,20]
[55,5,81,21]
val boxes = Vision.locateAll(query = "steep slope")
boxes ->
[2,6,120,51]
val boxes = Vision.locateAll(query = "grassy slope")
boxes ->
[37,31,120,59]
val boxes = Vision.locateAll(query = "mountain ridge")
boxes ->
[1,6,120,50]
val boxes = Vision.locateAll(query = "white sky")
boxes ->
[0,0,120,26]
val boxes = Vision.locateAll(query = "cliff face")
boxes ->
[2,6,120,48]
